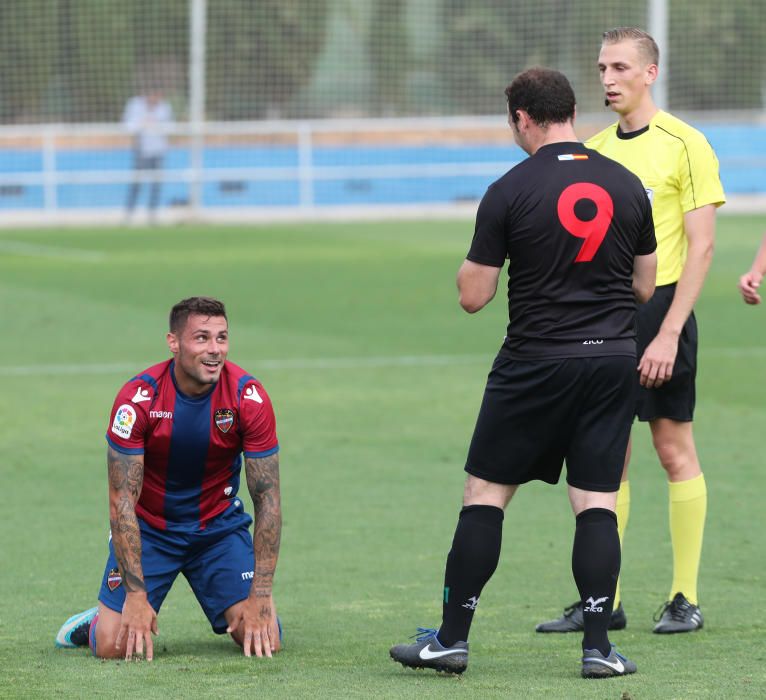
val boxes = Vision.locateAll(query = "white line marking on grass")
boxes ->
[0,240,107,262]
[4,347,761,378]
[1,363,135,377]
[700,347,766,358]
[257,354,488,370]
[0,354,489,377]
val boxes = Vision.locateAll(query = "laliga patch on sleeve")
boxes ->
[111,404,137,439]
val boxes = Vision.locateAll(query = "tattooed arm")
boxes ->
[108,446,146,592]
[245,453,282,600]
[225,453,282,657]
[107,446,157,660]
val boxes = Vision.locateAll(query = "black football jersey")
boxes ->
[467,141,656,358]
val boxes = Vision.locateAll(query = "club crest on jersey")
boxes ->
[107,568,122,591]
[111,404,137,439]
[214,408,235,433]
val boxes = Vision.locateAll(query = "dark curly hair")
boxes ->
[505,68,576,128]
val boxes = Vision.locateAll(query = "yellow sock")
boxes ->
[614,481,630,608]
[668,474,707,605]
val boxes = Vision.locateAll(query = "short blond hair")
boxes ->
[602,27,659,66]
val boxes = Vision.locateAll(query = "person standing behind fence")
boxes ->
[122,89,174,223]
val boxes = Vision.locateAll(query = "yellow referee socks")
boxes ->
[614,480,630,608]
[668,473,707,605]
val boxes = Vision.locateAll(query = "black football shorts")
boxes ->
[464,352,636,492]
[635,283,697,422]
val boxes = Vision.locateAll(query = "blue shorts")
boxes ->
[98,504,255,634]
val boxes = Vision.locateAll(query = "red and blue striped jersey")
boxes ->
[105,359,279,532]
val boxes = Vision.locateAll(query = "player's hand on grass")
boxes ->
[738,271,762,305]
[638,331,678,388]
[227,594,281,658]
[116,592,158,661]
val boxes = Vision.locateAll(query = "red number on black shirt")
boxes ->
[556,183,614,263]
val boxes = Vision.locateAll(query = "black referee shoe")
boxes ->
[536,601,627,633]
[653,593,704,633]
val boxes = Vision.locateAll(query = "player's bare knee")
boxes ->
[94,642,124,660]
[654,442,683,473]
[463,474,515,509]
[650,420,699,476]
[93,625,123,659]
[653,438,699,478]
[653,438,680,468]
[92,604,122,659]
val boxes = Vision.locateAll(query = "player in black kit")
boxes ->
[389,68,657,679]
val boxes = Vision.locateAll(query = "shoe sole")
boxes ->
[653,623,703,634]
[390,653,467,675]
[536,626,580,633]
[536,619,626,634]
[582,665,636,679]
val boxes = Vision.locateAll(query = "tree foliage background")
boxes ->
[0,0,762,123]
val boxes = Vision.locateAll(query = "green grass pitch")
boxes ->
[1,216,765,698]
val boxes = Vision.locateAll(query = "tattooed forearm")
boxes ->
[107,447,146,593]
[245,454,282,597]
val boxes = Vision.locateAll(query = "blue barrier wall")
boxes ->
[0,124,763,210]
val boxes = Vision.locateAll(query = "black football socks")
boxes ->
[438,504,504,647]
[572,507,620,656]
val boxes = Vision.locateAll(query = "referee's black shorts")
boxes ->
[465,352,636,492]
[636,283,697,422]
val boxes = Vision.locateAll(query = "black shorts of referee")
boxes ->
[465,350,636,493]
[636,283,697,422]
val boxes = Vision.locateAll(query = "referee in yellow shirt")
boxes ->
[537,27,725,635]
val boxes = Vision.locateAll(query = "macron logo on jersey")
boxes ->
[131,386,151,404]
[244,385,263,403]
[645,188,654,206]
[558,154,588,161]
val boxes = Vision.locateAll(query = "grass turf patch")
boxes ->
[1,216,765,698]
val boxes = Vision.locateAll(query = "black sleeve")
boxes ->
[466,183,508,267]
[635,189,657,255]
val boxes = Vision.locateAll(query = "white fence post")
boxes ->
[648,0,669,111]
[42,128,57,215]
[189,0,207,219]
[298,123,314,209]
